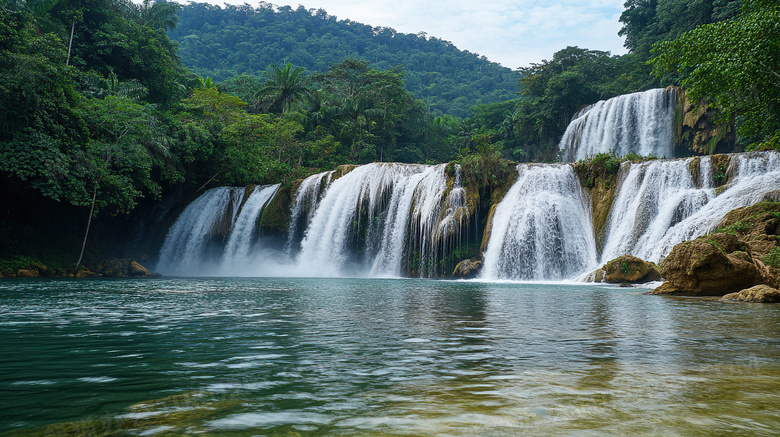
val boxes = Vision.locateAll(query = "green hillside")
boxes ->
[168,2,520,117]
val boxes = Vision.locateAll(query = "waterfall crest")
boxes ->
[559,88,676,163]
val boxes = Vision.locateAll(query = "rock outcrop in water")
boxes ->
[722,285,780,303]
[603,255,662,283]
[452,258,483,279]
[649,201,780,296]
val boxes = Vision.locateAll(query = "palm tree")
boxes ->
[84,70,148,100]
[255,63,314,114]
[117,0,179,31]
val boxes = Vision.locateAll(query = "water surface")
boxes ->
[1,278,779,436]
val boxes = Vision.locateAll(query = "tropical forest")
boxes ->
[3,0,780,435]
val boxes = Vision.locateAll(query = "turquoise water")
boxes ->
[1,278,779,436]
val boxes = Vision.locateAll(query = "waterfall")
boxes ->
[636,151,780,262]
[481,164,597,280]
[156,185,279,276]
[294,163,448,277]
[156,187,242,275]
[368,165,443,277]
[286,171,333,254]
[221,184,279,267]
[600,157,713,262]
[559,88,676,163]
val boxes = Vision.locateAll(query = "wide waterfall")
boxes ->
[559,88,676,162]
[156,163,469,277]
[156,151,780,280]
[481,164,597,280]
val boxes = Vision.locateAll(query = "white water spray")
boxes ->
[481,164,597,280]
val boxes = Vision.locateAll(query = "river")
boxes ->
[1,277,779,436]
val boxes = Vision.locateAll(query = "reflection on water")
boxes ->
[0,278,779,436]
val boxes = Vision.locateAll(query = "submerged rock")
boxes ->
[603,255,662,283]
[452,258,483,279]
[722,285,780,303]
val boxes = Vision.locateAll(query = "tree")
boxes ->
[74,95,173,267]
[619,0,742,60]
[651,0,780,146]
[255,62,313,114]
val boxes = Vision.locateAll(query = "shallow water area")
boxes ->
[1,277,779,436]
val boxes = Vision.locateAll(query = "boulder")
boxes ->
[16,268,39,278]
[91,258,155,277]
[452,258,483,279]
[129,261,152,277]
[722,285,780,303]
[603,255,662,283]
[648,233,764,296]
[579,268,606,283]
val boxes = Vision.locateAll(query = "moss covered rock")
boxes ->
[649,202,780,296]
[722,285,780,303]
[259,183,293,235]
[603,255,662,283]
[649,234,766,296]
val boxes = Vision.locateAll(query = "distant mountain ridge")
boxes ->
[169,2,520,117]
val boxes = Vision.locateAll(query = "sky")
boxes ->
[203,0,629,69]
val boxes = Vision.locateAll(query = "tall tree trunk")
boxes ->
[76,185,98,269]
[66,19,75,66]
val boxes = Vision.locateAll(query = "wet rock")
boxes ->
[603,255,662,283]
[75,269,102,278]
[129,261,152,277]
[580,268,606,283]
[648,233,764,296]
[452,258,483,279]
[722,285,780,303]
[91,258,155,277]
[16,268,39,278]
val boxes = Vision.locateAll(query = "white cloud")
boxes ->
[193,0,628,68]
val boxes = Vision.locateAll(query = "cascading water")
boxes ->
[285,171,333,254]
[294,164,425,276]
[635,151,780,262]
[481,164,597,280]
[599,157,714,262]
[156,187,243,276]
[294,163,465,277]
[221,184,280,269]
[559,88,676,163]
